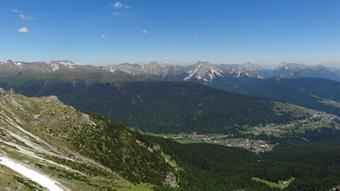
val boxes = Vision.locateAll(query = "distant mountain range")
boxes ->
[2,60,340,82]
[104,61,340,82]
[102,61,340,115]
[1,59,340,117]
[1,59,340,135]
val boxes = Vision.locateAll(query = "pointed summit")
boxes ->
[184,61,223,82]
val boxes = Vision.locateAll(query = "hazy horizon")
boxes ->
[2,58,340,68]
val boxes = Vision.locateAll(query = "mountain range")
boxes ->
[103,61,340,115]
[2,60,340,82]
[1,59,340,117]
[104,61,340,82]
[1,63,339,135]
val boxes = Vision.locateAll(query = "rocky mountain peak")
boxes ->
[184,61,223,82]
[50,60,76,71]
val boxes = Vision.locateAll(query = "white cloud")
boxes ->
[111,1,130,16]
[11,9,34,20]
[112,1,130,9]
[19,13,34,20]
[18,27,28,33]
[113,1,123,8]
[101,33,107,39]
[141,29,149,34]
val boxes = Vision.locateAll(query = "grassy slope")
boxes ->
[252,177,295,190]
[11,93,176,186]
[0,93,155,191]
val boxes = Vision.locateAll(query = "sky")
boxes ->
[0,0,339,65]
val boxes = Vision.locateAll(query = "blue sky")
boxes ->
[0,0,339,65]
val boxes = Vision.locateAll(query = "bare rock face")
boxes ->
[184,61,224,82]
[165,172,178,188]
[0,88,6,96]
[45,95,59,102]
[330,185,340,191]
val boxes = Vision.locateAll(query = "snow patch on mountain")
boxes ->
[51,64,60,71]
[14,62,23,69]
[106,62,184,77]
[50,60,76,71]
[0,156,64,191]
[184,61,223,82]
[219,63,264,79]
[106,63,144,75]
[58,60,75,68]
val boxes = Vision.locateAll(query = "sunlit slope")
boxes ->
[0,90,176,190]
